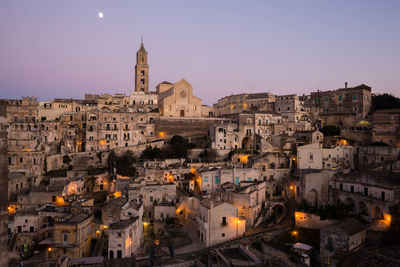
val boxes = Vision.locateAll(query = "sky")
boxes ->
[0,0,399,105]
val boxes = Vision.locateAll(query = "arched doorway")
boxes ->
[241,136,252,149]
[372,206,384,220]
[305,189,318,208]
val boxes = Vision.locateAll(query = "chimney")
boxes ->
[345,82,348,88]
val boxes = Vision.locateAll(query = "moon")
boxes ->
[98,12,104,18]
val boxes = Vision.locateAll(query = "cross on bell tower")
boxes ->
[135,38,149,93]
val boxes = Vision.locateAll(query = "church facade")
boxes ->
[158,79,203,117]
[133,41,214,118]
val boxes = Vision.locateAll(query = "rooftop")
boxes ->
[329,218,365,236]
[109,216,138,230]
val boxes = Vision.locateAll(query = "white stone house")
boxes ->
[108,216,142,259]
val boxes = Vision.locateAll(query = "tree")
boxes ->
[170,135,189,158]
[370,93,400,114]
[63,155,72,165]
[199,149,217,162]
[115,151,137,177]
[107,150,116,174]
[141,145,163,160]
[320,125,341,136]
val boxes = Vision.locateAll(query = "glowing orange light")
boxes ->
[240,155,249,164]
[56,197,65,206]
[295,211,305,219]
[158,131,165,138]
[385,214,391,222]
[289,185,294,190]
[191,168,196,174]
[48,247,52,252]
[8,205,16,214]
[99,140,107,146]
[114,191,122,198]
[291,230,298,236]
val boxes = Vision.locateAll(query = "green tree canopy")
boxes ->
[370,93,400,114]
[320,125,341,136]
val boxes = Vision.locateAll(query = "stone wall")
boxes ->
[113,140,165,157]
[295,211,337,229]
[46,151,109,171]
[155,117,230,139]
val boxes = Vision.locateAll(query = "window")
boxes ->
[315,97,319,103]
[309,154,313,160]
[63,233,68,242]
[351,185,354,193]
[204,177,208,182]
[338,95,342,101]
[141,70,145,75]
[325,97,329,102]
[117,250,122,259]
[150,196,153,202]
[215,176,220,184]
[340,183,343,191]
[222,217,227,226]
[222,233,225,237]
[235,177,239,184]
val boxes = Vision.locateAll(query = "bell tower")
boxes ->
[135,38,149,93]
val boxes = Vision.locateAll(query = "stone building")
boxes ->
[138,184,176,220]
[0,100,8,266]
[297,143,354,170]
[85,110,157,151]
[295,169,336,208]
[275,94,308,123]
[213,92,276,116]
[320,218,366,266]
[252,152,291,181]
[224,111,285,150]
[209,123,240,150]
[372,108,400,146]
[309,83,372,128]
[135,40,149,93]
[221,181,266,228]
[357,146,400,171]
[186,197,245,246]
[101,196,143,227]
[293,130,323,146]
[194,167,259,194]
[51,213,93,259]
[328,171,400,230]
[108,216,142,259]
[158,79,203,117]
